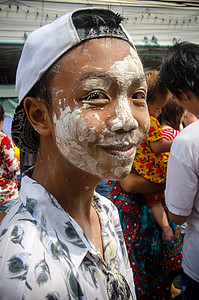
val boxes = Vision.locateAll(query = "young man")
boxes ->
[0,8,150,299]
[159,42,199,299]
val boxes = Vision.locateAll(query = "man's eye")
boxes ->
[131,92,147,107]
[83,92,109,102]
[132,92,146,100]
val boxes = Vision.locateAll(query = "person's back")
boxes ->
[159,41,199,299]
[165,119,199,298]
[166,120,199,229]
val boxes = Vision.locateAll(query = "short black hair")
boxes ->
[72,9,124,31]
[159,42,199,100]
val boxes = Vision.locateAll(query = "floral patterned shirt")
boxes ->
[0,132,19,205]
[0,172,136,300]
[133,116,168,183]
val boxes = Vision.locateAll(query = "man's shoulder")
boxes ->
[181,119,199,134]
[173,120,199,146]
[170,120,199,167]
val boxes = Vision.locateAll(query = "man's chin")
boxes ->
[103,165,132,181]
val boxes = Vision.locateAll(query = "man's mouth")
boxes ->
[101,143,137,157]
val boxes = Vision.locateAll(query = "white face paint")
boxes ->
[52,42,149,180]
[84,76,112,92]
[51,88,64,98]
[53,104,102,176]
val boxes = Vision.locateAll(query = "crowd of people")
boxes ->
[0,7,198,300]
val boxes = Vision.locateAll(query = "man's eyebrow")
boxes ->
[73,72,112,91]
[77,72,146,82]
[77,72,112,83]
[136,74,146,83]
[73,71,146,91]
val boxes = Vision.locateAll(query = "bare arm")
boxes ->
[150,139,172,153]
[168,211,189,225]
[119,172,165,194]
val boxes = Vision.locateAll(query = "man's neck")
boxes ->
[32,149,100,220]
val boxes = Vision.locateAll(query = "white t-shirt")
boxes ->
[165,119,199,283]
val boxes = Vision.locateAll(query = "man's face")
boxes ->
[49,38,150,180]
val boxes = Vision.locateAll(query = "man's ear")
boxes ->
[24,97,51,136]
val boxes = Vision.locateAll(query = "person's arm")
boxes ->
[119,172,165,194]
[150,139,172,153]
[167,211,189,225]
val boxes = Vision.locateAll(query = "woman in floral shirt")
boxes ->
[0,104,19,222]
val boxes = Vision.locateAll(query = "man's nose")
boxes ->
[108,100,138,132]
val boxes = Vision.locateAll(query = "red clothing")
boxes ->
[162,127,179,141]
[0,132,19,205]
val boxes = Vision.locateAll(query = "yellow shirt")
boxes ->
[133,116,168,183]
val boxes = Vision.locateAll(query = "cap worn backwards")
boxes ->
[12,7,136,154]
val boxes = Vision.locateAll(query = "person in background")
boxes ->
[0,8,150,299]
[0,104,19,222]
[132,70,174,242]
[159,41,199,299]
